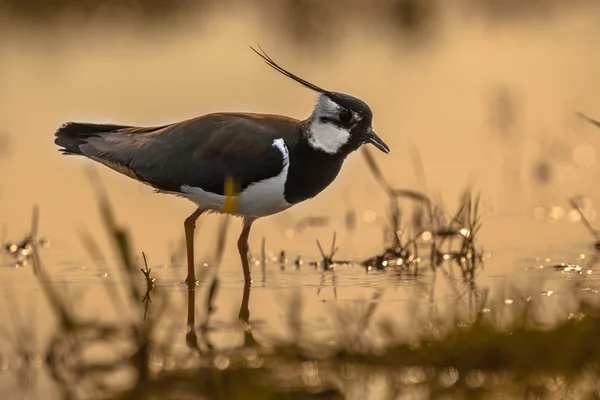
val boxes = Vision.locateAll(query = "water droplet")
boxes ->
[400,367,427,384]
[248,356,264,369]
[180,358,194,369]
[149,356,164,372]
[544,376,564,391]
[363,210,377,223]
[568,209,582,222]
[301,361,321,388]
[367,372,387,393]
[465,370,485,388]
[213,355,230,370]
[546,206,565,223]
[504,299,514,305]
[438,367,459,387]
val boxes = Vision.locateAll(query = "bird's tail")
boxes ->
[54,122,134,156]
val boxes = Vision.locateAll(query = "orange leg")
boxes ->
[184,208,205,284]
[237,218,255,283]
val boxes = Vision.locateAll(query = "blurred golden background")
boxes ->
[1,1,600,398]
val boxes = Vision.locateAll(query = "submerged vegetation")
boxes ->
[360,147,486,283]
[1,145,600,399]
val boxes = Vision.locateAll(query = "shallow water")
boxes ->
[2,3,600,398]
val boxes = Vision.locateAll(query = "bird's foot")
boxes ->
[184,277,199,288]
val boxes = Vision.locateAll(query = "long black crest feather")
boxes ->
[250,44,328,95]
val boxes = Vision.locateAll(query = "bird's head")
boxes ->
[308,92,388,155]
[251,46,390,156]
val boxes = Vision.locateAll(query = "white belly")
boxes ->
[179,173,292,218]
[179,138,292,218]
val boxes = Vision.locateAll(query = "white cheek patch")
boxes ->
[308,120,351,154]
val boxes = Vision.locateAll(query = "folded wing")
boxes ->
[54,113,302,195]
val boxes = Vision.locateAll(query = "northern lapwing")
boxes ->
[54,46,390,284]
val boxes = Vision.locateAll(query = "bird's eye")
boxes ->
[338,109,353,124]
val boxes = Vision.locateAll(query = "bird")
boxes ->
[54,46,390,285]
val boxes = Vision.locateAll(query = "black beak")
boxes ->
[364,128,390,154]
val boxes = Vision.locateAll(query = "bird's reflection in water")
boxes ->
[185,279,257,353]
[237,282,259,348]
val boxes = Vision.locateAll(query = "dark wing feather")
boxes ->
[55,113,302,195]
